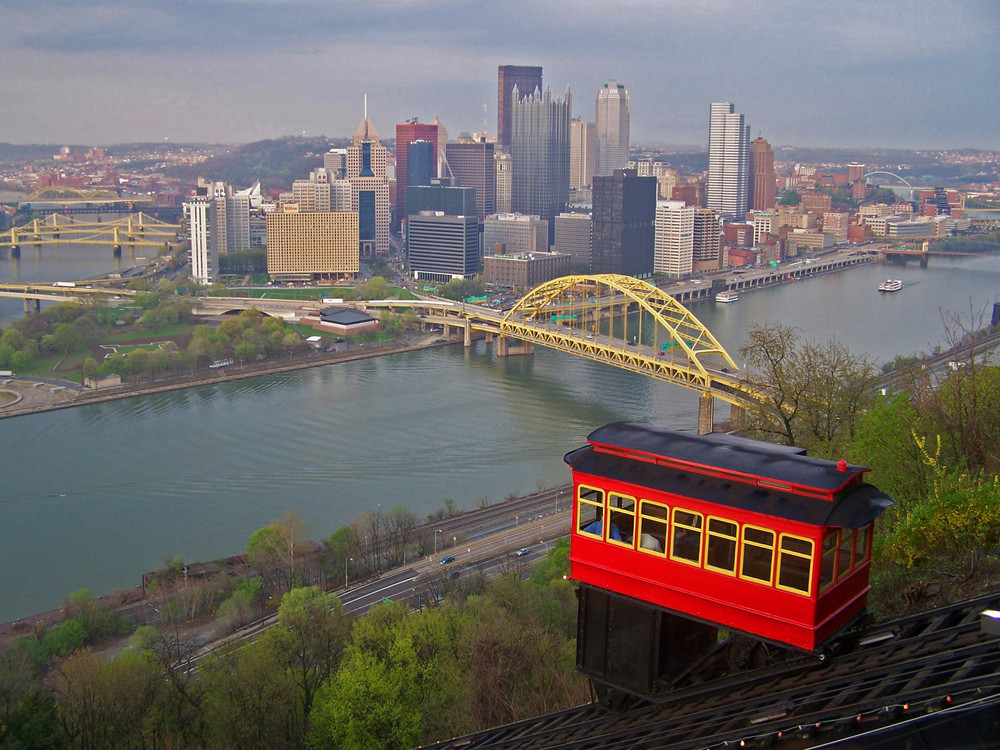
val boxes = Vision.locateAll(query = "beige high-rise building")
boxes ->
[495,151,512,213]
[570,119,595,189]
[292,168,353,213]
[654,201,695,278]
[265,212,359,282]
[595,81,630,177]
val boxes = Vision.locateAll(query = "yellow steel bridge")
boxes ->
[1,213,181,253]
[368,274,759,430]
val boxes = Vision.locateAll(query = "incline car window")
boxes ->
[705,517,738,575]
[608,493,635,548]
[670,509,703,565]
[577,485,604,538]
[819,530,838,591]
[777,534,814,594]
[638,500,668,554]
[854,525,871,567]
[838,527,856,579]
[740,526,775,584]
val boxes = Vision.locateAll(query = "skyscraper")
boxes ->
[595,81,630,177]
[347,111,390,256]
[445,137,496,222]
[395,121,439,230]
[570,119,595,190]
[497,65,542,148]
[654,201,695,278]
[707,102,750,222]
[749,136,776,211]
[591,168,656,277]
[510,85,572,242]
[407,141,435,188]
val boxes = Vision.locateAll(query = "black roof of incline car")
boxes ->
[564,423,894,529]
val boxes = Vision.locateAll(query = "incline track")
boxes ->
[424,593,1000,749]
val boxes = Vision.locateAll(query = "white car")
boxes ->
[516,547,531,557]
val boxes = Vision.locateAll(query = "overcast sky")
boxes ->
[1,0,997,150]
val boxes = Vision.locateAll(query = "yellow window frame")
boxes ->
[637,500,668,556]
[669,508,703,566]
[607,492,636,548]
[576,484,605,539]
[704,516,738,576]
[776,533,814,596]
[739,524,775,585]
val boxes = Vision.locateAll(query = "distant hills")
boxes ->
[1,138,995,190]
[161,137,352,190]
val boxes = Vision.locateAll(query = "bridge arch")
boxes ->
[499,274,739,384]
[862,171,912,188]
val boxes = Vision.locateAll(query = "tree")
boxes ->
[738,323,878,448]
[779,189,801,206]
[308,635,423,750]
[246,510,309,591]
[201,637,297,749]
[48,649,161,750]
[274,586,351,737]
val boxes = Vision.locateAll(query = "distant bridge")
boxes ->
[862,171,913,188]
[0,213,181,256]
[364,274,762,433]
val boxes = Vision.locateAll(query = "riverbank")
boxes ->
[0,332,454,420]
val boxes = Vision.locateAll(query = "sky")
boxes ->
[1,0,998,150]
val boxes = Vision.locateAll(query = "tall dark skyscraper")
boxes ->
[591,168,656,277]
[407,140,435,189]
[510,85,572,243]
[497,64,542,148]
[395,121,439,230]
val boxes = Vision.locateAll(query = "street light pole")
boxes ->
[345,557,353,588]
[434,529,442,554]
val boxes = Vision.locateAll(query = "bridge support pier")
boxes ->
[920,254,928,269]
[496,336,534,357]
[463,320,472,348]
[23,298,40,314]
[697,394,714,435]
[729,403,745,432]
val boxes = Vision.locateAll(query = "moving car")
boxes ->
[440,555,456,564]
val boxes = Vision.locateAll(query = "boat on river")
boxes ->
[878,279,903,293]
[715,290,739,303]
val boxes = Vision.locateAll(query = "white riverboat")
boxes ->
[878,279,903,292]
[715,290,739,303]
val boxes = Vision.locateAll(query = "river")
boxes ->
[1,250,999,622]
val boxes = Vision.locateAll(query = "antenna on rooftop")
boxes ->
[483,103,488,135]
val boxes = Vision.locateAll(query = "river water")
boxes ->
[1,245,999,622]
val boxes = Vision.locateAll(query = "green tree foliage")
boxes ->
[881,435,1000,572]
[308,631,423,750]
[246,510,309,591]
[778,189,801,206]
[356,276,389,300]
[274,586,352,737]
[218,247,267,274]
[200,637,298,749]
[48,649,161,750]
[438,276,486,301]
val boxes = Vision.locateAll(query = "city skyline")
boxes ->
[1,0,997,150]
